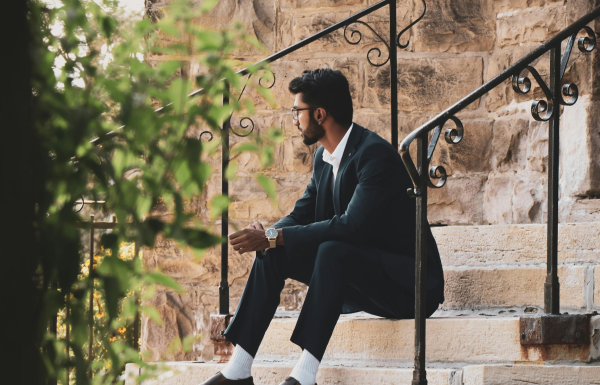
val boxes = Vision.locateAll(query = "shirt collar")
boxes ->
[323,123,354,166]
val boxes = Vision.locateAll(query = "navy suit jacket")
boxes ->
[265,123,444,302]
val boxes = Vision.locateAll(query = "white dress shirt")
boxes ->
[322,123,354,192]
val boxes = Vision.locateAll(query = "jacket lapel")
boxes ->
[316,162,333,222]
[333,124,365,215]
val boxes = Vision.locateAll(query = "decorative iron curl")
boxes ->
[511,66,554,121]
[577,26,596,52]
[560,83,579,106]
[258,69,276,89]
[74,195,86,213]
[426,116,464,189]
[397,0,427,49]
[344,21,390,67]
[198,131,214,141]
[231,117,255,137]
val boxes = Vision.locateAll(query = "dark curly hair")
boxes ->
[288,68,353,126]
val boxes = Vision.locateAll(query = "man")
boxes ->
[201,68,445,385]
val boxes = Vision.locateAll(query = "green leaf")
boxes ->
[139,306,164,326]
[159,61,182,77]
[257,86,277,109]
[267,127,285,144]
[199,0,220,12]
[168,78,192,115]
[260,145,275,169]
[210,195,230,220]
[225,160,238,181]
[145,272,184,293]
[231,143,259,154]
[256,174,277,206]
[157,19,180,38]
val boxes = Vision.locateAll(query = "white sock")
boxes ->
[221,345,253,380]
[289,350,320,385]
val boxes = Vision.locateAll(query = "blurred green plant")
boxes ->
[28,0,279,383]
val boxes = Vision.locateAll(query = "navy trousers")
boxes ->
[223,240,443,361]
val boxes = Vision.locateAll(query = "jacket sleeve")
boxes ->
[281,142,398,257]
[269,148,319,229]
[270,171,317,229]
[255,149,319,259]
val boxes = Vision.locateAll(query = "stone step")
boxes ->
[463,364,600,385]
[256,314,600,364]
[124,361,600,385]
[433,222,600,267]
[430,222,600,311]
[124,361,463,385]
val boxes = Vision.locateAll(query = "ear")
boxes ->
[316,107,326,123]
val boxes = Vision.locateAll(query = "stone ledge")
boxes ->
[256,316,600,363]
[443,265,586,310]
[463,364,600,385]
[124,361,461,385]
[433,223,600,267]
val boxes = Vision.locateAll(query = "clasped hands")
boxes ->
[229,222,281,254]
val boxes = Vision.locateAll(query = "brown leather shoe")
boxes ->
[278,377,317,385]
[200,372,254,385]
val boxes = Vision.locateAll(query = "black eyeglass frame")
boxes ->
[290,106,320,120]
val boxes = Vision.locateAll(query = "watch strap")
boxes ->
[269,238,277,248]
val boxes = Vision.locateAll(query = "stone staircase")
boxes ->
[126,223,600,384]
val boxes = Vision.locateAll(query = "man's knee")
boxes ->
[315,240,352,268]
[251,249,287,281]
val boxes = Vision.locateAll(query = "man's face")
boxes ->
[294,93,325,146]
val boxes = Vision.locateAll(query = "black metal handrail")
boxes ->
[399,6,599,385]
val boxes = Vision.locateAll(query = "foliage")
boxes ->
[28,0,278,383]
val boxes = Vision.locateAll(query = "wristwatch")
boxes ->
[265,228,278,249]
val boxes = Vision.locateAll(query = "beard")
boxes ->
[301,115,325,146]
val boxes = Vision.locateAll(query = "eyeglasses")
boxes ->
[291,107,319,120]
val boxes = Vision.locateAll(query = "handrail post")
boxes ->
[220,83,230,315]
[545,45,561,314]
[412,133,428,385]
[88,214,95,377]
[390,0,398,150]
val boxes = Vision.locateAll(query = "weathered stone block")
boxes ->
[363,57,484,111]
[525,120,548,173]
[560,96,600,197]
[257,316,595,363]
[493,0,564,13]
[512,173,547,223]
[595,265,600,307]
[491,118,528,173]
[428,175,486,226]
[277,11,353,54]
[563,198,600,223]
[430,119,493,175]
[281,0,366,9]
[483,174,514,224]
[463,365,600,385]
[442,266,586,310]
[433,223,600,267]
[413,0,495,53]
[497,4,566,48]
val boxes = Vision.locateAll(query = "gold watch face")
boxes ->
[265,228,277,239]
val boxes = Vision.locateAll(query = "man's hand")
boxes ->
[229,222,269,254]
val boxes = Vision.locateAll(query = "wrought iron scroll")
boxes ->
[344,21,391,67]
[423,116,464,189]
[511,66,554,121]
[397,0,426,49]
[511,26,597,121]
[198,69,277,142]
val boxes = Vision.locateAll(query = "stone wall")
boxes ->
[142,0,600,361]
